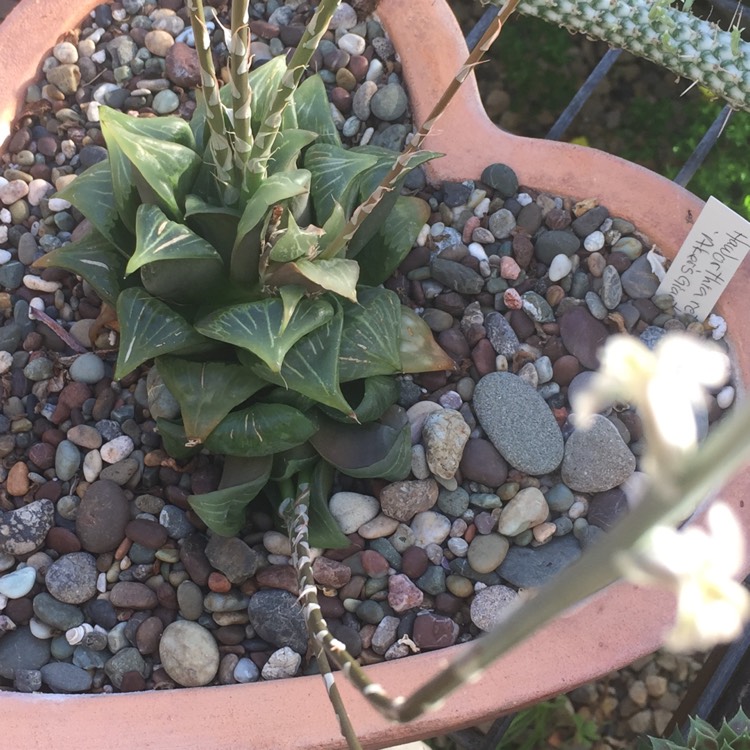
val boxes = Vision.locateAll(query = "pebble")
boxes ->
[370,83,408,121]
[44,552,97,605]
[160,621,219,687]
[0,627,51,679]
[496,487,549,536]
[481,163,518,197]
[410,511,452,547]
[76,480,130,553]
[422,409,470,480]
[412,612,459,650]
[387,573,424,612]
[470,585,519,631]
[549,253,573,281]
[559,307,609,370]
[562,415,636,493]
[261,647,301,680]
[247,590,307,654]
[338,33,366,56]
[621,255,660,298]
[0,566,37,599]
[0,500,55,555]
[472,372,564,475]
[379,479,438,522]
[69,352,105,383]
[41,662,93,693]
[498,535,582,587]
[329,491,380,534]
[100,435,134,464]
[467,534,510,573]
[32,593,84,630]
[55,440,81,481]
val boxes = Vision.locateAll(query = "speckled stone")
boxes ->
[379,479,439,523]
[159,621,219,687]
[561,415,636,493]
[44,552,97,605]
[0,499,55,555]
[470,585,519,631]
[496,487,549,536]
[422,409,470,480]
[497,535,581,587]
[329,492,380,534]
[472,372,564,475]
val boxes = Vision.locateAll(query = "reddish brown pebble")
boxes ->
[312,556,352,588]
[214,625,245,646]
[255,564,299,594]
[45,527,82,554]
[319,595,346,619]
[459,438,508,488]
[135,616,164,655]
[387,574,424,612]
[249,19,279,37]
[7,462,30,496]
[552,354,582,386]
[471,338,496,377]
[125,519,168,549]
[360,550,389,578]
[28,442,55,470]
[464,523,477,543]
[120,671,147,692]
[109,581,158,610]
[348,54,369,80]
[412,611,459,650]
[401,546,429,579]
[208,572,232,593]
[512,234,534,267]
[114,536,132,561]
[165,42,201,87]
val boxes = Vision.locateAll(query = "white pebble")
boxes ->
[359,126,374,147]
[708,313,727,340]
[447,537,468,557]
[86,101,101,122]
[100,435,134,464]
[93,82,119,103]
[53,41,79,64]
[568,499,588,519]
[0,566,37,598]
[112,8,127,21]
[716,385,735,409]
[97,572,107,593]
[0,249,11,265]
[83,450,102,483]
[416,223,430,247]
[23,275,61,293]
[29,617,55,639]
[61,140,76,160]
[263,530,292,556]
[516,193,533,206]
[26,178,53,206]
[584,231,605,252]
[233,657,259,683]
[0,226,6,243]
[48,197,72,212]
[0,208,11,223]
[267,553,291,566]
[78,39,96,58]
[548,253,573,282]
[29,297,45,312]
[467,189,488,210]
[366,58,384,82]
[430,221,445,237]
[0,593,7,610]
[329,491,380,534]
[473,197,490,218]
[338,32,366,56]
[468,242,488,262]
[0,351,12,375]
[91,49,107,64]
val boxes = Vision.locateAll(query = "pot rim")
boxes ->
[1,1,749,749]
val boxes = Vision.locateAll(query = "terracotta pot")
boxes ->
[1,1,749,748]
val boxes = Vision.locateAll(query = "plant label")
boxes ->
[656,196,750,322]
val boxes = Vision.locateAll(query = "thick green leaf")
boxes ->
[100,106,201,221]
[196,297,334,373]
[268,212,323,263]
[115,288,209,379]
[54,161,132,253]
[308,460,350,549]
[357,196,431,285]
[317,201,346,256]
[310,414,412,481]
[139,255,226,306]
[234,170,311,250]
[321,376,399,424]
[251,306,353,416]
[279,285,306,335]
[155,357,266,444]
[155,418,202,460]
[260,385,317,413]
[204,403,318,457]
[188,456,272,535]
[399,305,456,374]
[338,287,402,382]
[348,147,442,257]
[305,143,378,224]
[294,75,342,147]
[265,258,359,302]
[271,443,319,482]
[267,129,318,175]
[184,194,241,264]
[127,204,223,275]
[33,229,125,306]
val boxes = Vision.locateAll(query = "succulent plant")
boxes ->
[640,709,750,749]
[35,0,454,544]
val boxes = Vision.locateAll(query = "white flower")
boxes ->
[616,503,750,652]
[572,333,729,452]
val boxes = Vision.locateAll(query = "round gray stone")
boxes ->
[44,552,97,604]
[497,534,582,587]
[33,592,85,630]
[621,254,660,299]
[41,662,93,693]
[370,83,408,121]
[69,352,105,384]
[247,589,307,654]
[561,414,637,493]
[0,627,51,679]
[472,372,564,474]
[481,163,518,197]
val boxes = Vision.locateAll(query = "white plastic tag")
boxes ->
[656,196,750,322]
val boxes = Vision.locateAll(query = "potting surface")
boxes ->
[0,0,726,748]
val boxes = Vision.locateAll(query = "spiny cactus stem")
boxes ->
[229,0,254,169]
[319,0,521,261]
[187,0,236,188]
[244,0,342,195]
[282,485,406,725]
[282,486,363,750]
